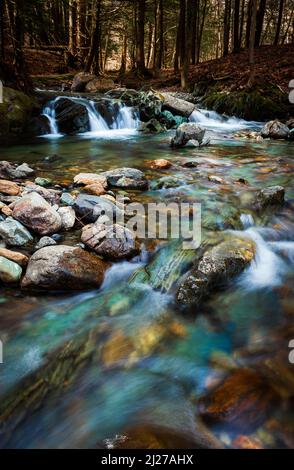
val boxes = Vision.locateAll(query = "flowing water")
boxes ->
[0,100,293,448]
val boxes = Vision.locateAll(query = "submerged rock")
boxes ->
[146,159,172,170]
[177,237,255,305]
[100,167,148,190]
[152,175,185,190]
[73,194,122,224]
[21,245,107,291]
[0,217,33,246]
[261,120,290,139]
[171,123,206,148]
[255,186,285,209]
[81,222,137,260]
[199,369,276,431]
[138,119,165,134]
[13,192,62,236]
[0,256,22,283]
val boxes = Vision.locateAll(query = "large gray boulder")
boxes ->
[171,123,206,148]
[255,186,285,209]
[260,120,290,139]
[54,98,89,134]
[13,192,62,236]
[73,194,122,224]
[100,167,148,190]
[161,92,196,117]
[71,72,96,92]
[21,245,108,291]
[0,217,33,246]
[81,222,137,260]
[177,238,255,306]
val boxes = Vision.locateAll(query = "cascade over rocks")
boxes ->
[177,237,255,306]
[54,98,89,134]
[12,192,62,236]
[21,245,108,291]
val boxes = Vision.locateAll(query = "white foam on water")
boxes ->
[190,108,261,132]
[240,213,255,229]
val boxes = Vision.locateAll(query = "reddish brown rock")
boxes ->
[0,179,20,196]
[199,369,276,431]
[146,159,172,170]
[232,435,264,449]
[0,247,28,267]
[13,192,62,236]
[84,182,107,196]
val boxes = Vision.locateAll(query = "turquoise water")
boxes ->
[0,126,293,448]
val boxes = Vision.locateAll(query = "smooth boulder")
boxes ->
[58,206,76,230]
[255,185,285,209]
[73,194,122,224]
[161,92,196,117]
[0,180,20,196]
[0,256,22,283]
[171,123,206,148]
[21,245,107,291]
[260,120,290,139]
[81,222,137,260]
[0,217,33,246]
[177,238,255,305]
[0,247,28,266]
[13,192,62,236]
[100,167,148,190]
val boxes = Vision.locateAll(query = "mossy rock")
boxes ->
[0,87,37,138]
[201,85,292,121]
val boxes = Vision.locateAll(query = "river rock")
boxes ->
[23,183,60,205]
[74,173,108,188]
[260,120,290,139]
[0,217,33,246]
[161,92,196,117]
[146,159,172,170]
[171,123,206,148]
[152,176,184,189]
[0,180,21,196]
[0,256,22,283]
[199,369,276,431]
[28,115,51,136]
[60,192,75,206]
[83,183,107,196]
[255,186,285,209]
[58,206,76,230]
[138,91,162,122]
[73,194,122,224]
[71,72,97,92]
[34,177,52,187]
[81,222,137,260]
[0,247,28,266]
[177,237,255,305]
[6,163,35,179]
[54,98,89,134]
[13,192,62,236]
[21,245,107,291]
[100,167,148,190]
[138,119,165,133]
[85,78,115,93]
[35,236,57,250]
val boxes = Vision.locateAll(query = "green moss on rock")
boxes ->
[0,87,37,138]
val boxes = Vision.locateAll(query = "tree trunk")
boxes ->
[223,0,231,56]
[84,0,102,75]
[136,0,146,74]
[77,0,87,62]
[274,0,284,45]
[248,0,257,87]
[69,0,77,56]
[233,0,240,52]
[239,0,245,47]
[246,0,253,48]
[156,0,164,69]
[255,0,266,47]
[196,0,207,63]
[174,0,185,71]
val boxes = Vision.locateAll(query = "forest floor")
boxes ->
[18,44,293,95]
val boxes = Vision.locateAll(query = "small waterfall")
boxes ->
[238,227,289,289]
[189,108,261,132]
[42,96,139,138]
[240,213,254,229]
[113,104,139,130]
[42,101,61,137]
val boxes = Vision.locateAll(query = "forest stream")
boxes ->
[0,98,293,449]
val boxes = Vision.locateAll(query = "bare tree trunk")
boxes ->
[156,0,164,69]
[196,0,207,63]
[69,0,77,56]
[274,0,284,45]
[248,0,257,87]
[174,0,185,71]
[233,0,240,52]
[239,0,245,47]
[77,0,87,62]
[119,33,127,76]
[136,0,146,74]
[255,0,266,47]
[223,0,231,56]
[84,0,102,75]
